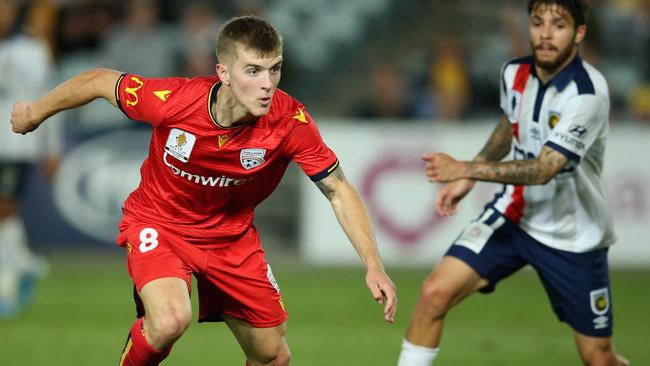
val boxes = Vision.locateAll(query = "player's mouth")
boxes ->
[536,44,557,56]
[259,97,271,107]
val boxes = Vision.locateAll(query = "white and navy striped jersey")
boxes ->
[490,55,615,253]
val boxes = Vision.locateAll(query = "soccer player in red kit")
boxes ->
[10,15,397,365]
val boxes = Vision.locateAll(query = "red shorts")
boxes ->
[116,223,287,328]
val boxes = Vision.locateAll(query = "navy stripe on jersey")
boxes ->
[575,66,595,95]
[546,141,581,162]
[532,83,548,122]
[550,56,595,95]
[115,73,127,117]
[309,159,340,182]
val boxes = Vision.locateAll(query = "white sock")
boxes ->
[397,339,439,366]
[0,216,31,272]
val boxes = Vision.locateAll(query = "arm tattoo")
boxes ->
[467,147,568,185]
[475,117,513,163]
[314,165,347,200]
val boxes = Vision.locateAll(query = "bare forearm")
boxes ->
[33,68,121,123]
[330,187,384,270]
[315,168,384,270]
[463,146,567,185]
[464,159,551,185]
[474,116,512,163]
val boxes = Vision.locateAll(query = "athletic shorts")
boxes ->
[116,222,287,328]
[0,163,30,198]
[445,207,613,337]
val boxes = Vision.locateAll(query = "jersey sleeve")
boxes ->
[115,74,185,127]
[545,94,608,162]
[282,108,339,181]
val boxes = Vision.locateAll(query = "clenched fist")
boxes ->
[422,152,466,182]
[11,102,41,135]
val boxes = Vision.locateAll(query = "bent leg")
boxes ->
[574,332,629,366]
[404,256,488,348]
[120,277,192,366]
[225,316,290,366]
[139,277,192,349]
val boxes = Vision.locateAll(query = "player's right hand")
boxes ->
[11,102,41,135]
[435,179,475,216]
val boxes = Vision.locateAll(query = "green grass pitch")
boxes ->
[1,254,648,365]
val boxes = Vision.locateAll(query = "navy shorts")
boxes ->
[446,207,613,337]
[0,163,31,198]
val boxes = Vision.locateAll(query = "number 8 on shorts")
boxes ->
[139,228,159,253]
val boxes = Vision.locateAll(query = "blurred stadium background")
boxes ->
[1,0,649,365]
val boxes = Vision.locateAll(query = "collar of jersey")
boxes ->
[207,81,258,130]
[531,54,583,92]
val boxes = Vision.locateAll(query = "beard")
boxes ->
[532,41,576,74]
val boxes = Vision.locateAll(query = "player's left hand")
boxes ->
[422,152,466,182]
[365,267,397,323]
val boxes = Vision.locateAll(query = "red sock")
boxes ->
[119,318,172,366]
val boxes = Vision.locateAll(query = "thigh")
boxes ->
[533,246,613,337]
[139,277,192,321]
[224,315,289,365]
[445,208,528,293]
[117,223,198,292]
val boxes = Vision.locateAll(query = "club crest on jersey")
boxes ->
[240,148,266,170]
[548,111,561,129]
[164,128,196,163]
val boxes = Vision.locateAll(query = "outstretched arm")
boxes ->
[11,68,122,134]
[425,145,569,185]
[429,115,513,216]
[315,165,397,323]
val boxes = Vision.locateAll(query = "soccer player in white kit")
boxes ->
[397,1,628,365]
[0,0,60,316]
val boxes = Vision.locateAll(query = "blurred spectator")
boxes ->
[101,0,176,77]
[430,35,470,122]
[24,0,59,58]
[354,61,412,119]
[177,1,223,77]
[0,0,61,317]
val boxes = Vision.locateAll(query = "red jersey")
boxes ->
[114,74,338,247]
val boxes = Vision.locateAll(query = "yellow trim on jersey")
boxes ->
[327,160,340,173]
[119,338,133,366]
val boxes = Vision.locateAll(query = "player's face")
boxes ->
[529,4,586,73]
[226,47,283,117]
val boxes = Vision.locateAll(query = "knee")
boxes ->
[251,346,291,366]
[417,280,454,318]
[146,308,191,346]
[580,342,617,366]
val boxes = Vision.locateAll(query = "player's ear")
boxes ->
[216,64,230,86]
[574,25,586,45]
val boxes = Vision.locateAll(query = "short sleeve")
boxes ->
[115,74,185,127]
[545,94,608,162]
[282,108,338,181]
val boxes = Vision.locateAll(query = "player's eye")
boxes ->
[271,65,282,74]
[246,68,258,76]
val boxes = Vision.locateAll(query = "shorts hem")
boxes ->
[134,274,191,293]
[444,248,496,293]
[211,311,288,328]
